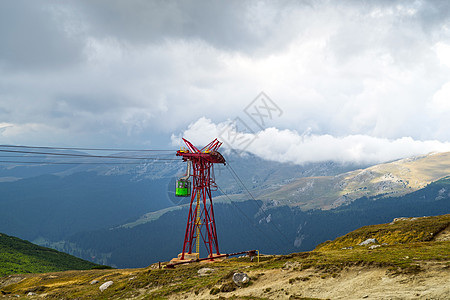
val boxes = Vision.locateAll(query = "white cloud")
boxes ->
[1,1,450,151]
[173,118,450,164]
[431,82,450,112]
[435,42,450,68]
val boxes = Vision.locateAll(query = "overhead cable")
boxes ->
[0,160,177,165]
[0,144,174,152]
[0,149,179,160]
[217,184,285,250]
[225,162,291,245]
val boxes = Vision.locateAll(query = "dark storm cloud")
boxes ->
[68,0,316,54]
[1,0,450,162]
[70,0,450,51]
[0,0,83,71]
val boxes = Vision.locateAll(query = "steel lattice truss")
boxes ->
[176,138,226,259]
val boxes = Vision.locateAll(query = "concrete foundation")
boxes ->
[169,252,199,264]
[169,252,225,264]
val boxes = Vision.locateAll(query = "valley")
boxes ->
[0,151,449,268]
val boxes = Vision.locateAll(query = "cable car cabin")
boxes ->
[176,179,191,197]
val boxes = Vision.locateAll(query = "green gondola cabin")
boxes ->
[176,179,191,197]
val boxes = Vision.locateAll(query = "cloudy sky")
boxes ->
[1,0,450,164]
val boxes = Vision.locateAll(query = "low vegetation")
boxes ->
[1,214,448,299]
[0,233,98,277]
[316,214,450,250]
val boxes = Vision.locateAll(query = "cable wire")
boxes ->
[0,160,177,165]
[225,162,291,245]
[217,185,285,250]
[0,144,174,152]
[0,149,179,161]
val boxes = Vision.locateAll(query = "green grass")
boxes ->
[316,214,450,250]
[1,215,449,299]
[0,232,99,276]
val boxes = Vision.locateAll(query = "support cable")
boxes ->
[225,162,291,245]
[217,185,285,250]
[0,144,174,152]
[0,149,179,161]
[0,160,179,165]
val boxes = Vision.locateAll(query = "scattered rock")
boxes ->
[390,217,420,224]
[368,245,381,250]
[232,272,250,287]
[362,295,369,298]
[99,281,113,292]
[358,238,379,246]
[149,262,162,269]
[390,217,408,224]
[198,267,215,276]
[341,246,353,250]
[90,280,99,285]
[282,261,300,270]
[27,292,37,296]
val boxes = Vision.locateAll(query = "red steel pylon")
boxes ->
[176,138,226,260]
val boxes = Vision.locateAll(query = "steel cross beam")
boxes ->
[176,138,226,260]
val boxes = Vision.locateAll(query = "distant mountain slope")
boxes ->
[57,175,450,268]
[0,232,99,276]
[259,151,450,210]
[0,151,366,243]
[0,172,174,242]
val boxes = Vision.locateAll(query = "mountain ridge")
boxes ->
[257,151,450,210]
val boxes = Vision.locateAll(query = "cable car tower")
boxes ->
[175,138,226,260]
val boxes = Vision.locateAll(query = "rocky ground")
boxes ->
[185,261,450,300]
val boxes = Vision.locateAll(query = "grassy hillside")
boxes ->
[0,232,100,276]
[316,214,450,251]
[1,215,448,299]
[260,151,450,210]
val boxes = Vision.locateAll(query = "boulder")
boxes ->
[368,244,381,250]
[358,238,378,246]
[99,281,113,292]
[198,268,215,276]
[232,272,250,287]
[282,261,301,270]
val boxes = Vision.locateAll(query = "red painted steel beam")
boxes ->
[176,138,226,260]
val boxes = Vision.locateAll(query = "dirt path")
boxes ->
[435,225,450,242]
[178,262,450,299]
